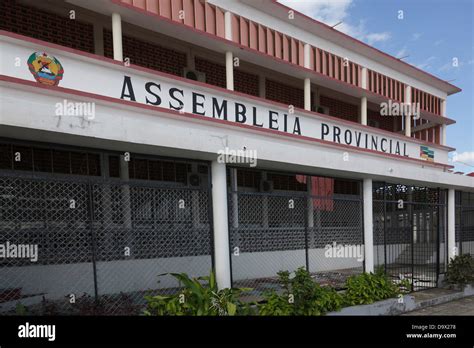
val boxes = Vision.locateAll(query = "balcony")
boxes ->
[0,0,456,146]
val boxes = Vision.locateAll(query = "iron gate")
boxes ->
[227,170,363,292]
[456,191,474,257]
[0,171,213,315]
[373,182,446,291]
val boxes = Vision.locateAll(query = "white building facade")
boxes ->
[0,0,473,314]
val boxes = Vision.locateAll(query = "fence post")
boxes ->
[363,178,374,273]
[211,161,232,289]
[383,183,387,273]
[447,189,456,261]
[409,200,415,292]
[436,188,440,283]
[87,182,99,302]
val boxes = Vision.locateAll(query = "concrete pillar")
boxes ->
[447,189,456,260]
[363,178,374,273]
[441,99,447,145]
[360,97,367,126]
[360,67,368,125]
[211,161,231,289]
[303,43,311,111]
[304,78,311,111]
[224,12,234,91]
[404,86,412,137]
[112,12,123,62]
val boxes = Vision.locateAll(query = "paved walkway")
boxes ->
[403,295,474,315]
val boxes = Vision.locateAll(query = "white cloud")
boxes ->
[278,0,353,26]
[366,32,391,45]
[411,32,422,41]
[452,151,474,166]
[278,0,391,45]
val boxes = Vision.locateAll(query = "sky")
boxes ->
[278,0,474,173]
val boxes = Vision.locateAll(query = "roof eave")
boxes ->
[239,0,461,96]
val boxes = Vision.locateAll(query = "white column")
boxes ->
[447,189,456,260]
[363,178,374,273]
[441,99,447,145]
[360,97,367,125]
[303,43,311,111]
[211,161,231,289]
[441,125,447,146]
[360,67,367,125]
[112,12,123,62]
[224,12,234,91]
[304,78,311,111]
[404,86,412,137]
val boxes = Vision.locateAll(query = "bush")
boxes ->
[144,270,250,316]
[446,254,474,286]
[257,268,344,316]
[343,271,401,306]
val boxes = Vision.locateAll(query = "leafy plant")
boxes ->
[144,270,250,316]
[446,254,474,286]
[15,302,28,315]
[343,271,400,306]
[257,268,343,316]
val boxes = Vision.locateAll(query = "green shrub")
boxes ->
[446,254,474,286]
[343,271,400,306]
[144,270,250,316]
[257,268,343,316]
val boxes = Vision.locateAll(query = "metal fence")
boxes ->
[0,172,213,315]
[456,191,474,257]
[373,183,446,291]
[228,182,364,293]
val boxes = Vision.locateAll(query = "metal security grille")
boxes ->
[0,172,213,315]
[228,171,363,293]
[456,191,474,257]
[373,183,446,291]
